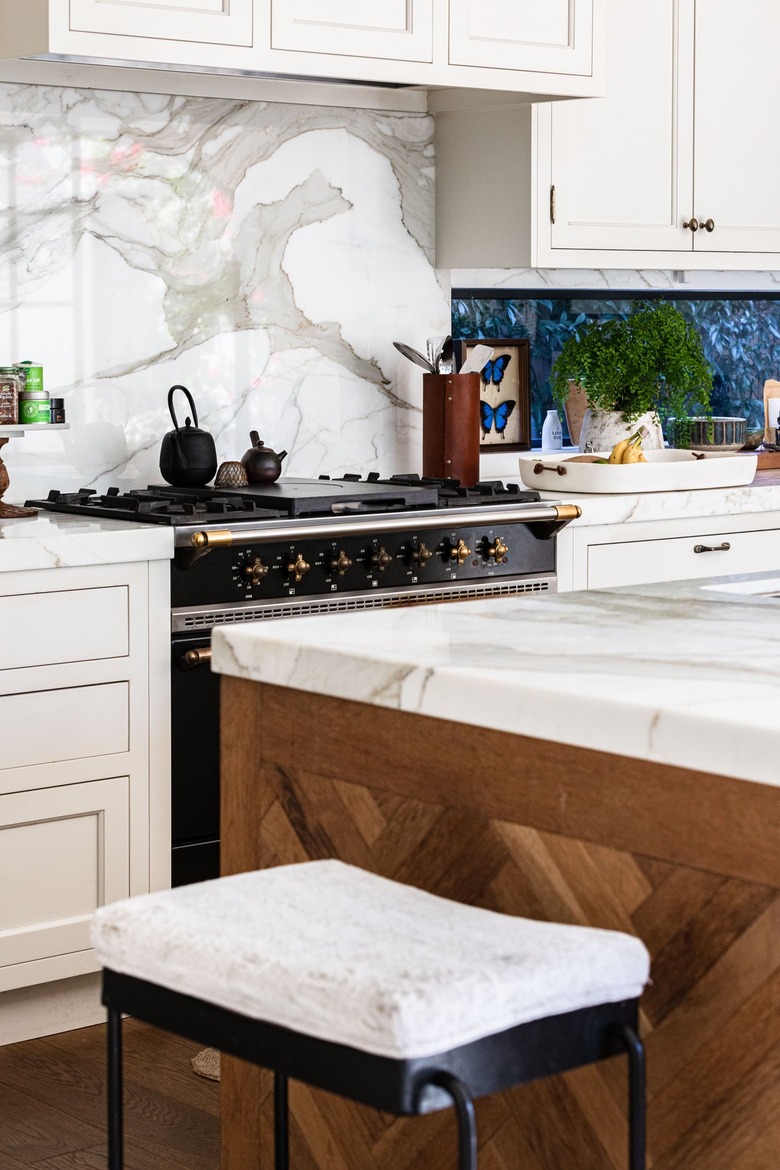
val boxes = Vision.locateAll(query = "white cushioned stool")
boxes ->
[91,860,650,1170]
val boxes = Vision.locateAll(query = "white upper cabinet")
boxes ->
[69,0,253,46]
[539,0,780,266]
[0,0,605,103]
[271,0,433,63]
[449,0,595,78]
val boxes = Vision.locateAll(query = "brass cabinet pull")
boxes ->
[703,218,715,232]
[693,542,730,553]
[683,217,699,232]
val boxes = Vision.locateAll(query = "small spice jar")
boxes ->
[18,390,50,424]
[0,366,23,424]
[49,397,66,424]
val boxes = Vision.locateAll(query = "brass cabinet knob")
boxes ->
[412,542,433,566]
[450,538,471,566]
[683,217,699,232]
[286,553,310,582]
[371,547,392,571]
[242,556,269,583]
[330,550,353,576]
[703,217,715,232]
[488,537,509,562]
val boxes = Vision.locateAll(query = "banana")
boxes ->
[622,439,644,464]
[608,436,632,464]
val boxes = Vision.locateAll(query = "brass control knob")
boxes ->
[412,542,433,567]
[371,547,393,571]
[488,538,509,562]
[286,553,310,582]
[450,538,471,566]
[330,550,353,576]
[242,556,269,584]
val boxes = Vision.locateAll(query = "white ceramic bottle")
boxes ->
[541,408,563,450]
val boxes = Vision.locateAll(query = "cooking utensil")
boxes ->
[240,431,288,483]
[159,384,218,487]
[437,335,453,372]
[459,344,494,375]
[393,341,436,374]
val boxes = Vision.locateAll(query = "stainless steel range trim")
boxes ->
[179,502,581,549]
[171,573,556,632]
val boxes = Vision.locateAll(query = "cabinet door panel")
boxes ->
[450,0,594,76]
[0,682,129,775]
[271,0,433,62]
[693,0,780,254]
[69,0,253,46]
[0,586,128,672]
[587,528,780,589]
[548,0,694,251]
[0,777,129,989]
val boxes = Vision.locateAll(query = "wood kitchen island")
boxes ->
[213,575,780,1170]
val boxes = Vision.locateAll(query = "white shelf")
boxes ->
[0,425,70,436]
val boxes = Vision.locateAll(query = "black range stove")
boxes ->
[28,474,581,887]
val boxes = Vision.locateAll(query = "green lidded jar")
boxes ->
[19,390,50,424]
[18,361,44,394]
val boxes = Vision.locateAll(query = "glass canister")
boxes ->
[0,365,23,424]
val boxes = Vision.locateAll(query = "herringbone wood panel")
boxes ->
[220,681,780,1170]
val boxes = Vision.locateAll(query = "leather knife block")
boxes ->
[422,373,480,487]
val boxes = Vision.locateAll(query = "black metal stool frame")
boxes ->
[103,968,646,1170]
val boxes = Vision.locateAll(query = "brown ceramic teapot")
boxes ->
[240,431,288,484]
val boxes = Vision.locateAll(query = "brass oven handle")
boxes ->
[693,542,730,554]
[180,647,213,670]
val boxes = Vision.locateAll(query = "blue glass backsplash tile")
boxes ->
[452,289,780,444]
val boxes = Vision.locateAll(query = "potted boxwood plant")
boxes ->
[549,299,713,450]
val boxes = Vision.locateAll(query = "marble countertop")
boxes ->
[212,570,780,790]
[507,469,780,528]
[0,511,173,572]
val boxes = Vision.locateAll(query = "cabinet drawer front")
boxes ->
[0,683,129,773]
[0,586,128,671]
[588,529,780,589]
[0,777,129,988]
[450,0,593,75]
[69,0,253,47]
[271,0,433,62]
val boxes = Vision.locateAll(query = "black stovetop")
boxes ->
[26,475,541,525]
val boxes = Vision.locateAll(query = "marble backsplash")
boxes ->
[0,82,448,504]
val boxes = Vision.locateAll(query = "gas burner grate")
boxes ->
[26,488,285,525]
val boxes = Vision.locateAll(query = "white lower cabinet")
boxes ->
[0,777,129,992]
[0,559,170,1037]
[557,513,780,592]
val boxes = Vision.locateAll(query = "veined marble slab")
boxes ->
[212,575,780,790]
[0,512,172,572]
[510,479,780,527]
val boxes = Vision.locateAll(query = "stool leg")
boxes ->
[430,1073,478,1170]
[274,1071,289,1170]
[107,1007,124,1170]
[617,1025,646,1170]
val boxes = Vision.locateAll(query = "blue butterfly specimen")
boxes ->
[480,399,516,437]
[480,353,511,387]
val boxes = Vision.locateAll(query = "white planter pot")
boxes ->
[578,408,664,453]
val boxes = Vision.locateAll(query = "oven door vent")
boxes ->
[172,576,555,632]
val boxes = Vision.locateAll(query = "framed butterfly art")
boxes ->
[454,337,531,450]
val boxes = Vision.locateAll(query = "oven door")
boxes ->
[171,632,220,885]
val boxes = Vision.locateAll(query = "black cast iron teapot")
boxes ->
[159,385,218,487]
[240,430,288,484]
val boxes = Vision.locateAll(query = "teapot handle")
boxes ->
[168,384,198,431]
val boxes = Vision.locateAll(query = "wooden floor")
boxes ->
[0,1020,219,1170]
